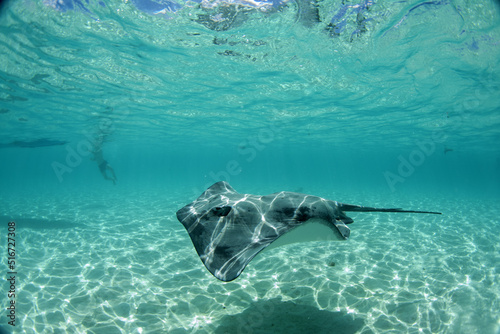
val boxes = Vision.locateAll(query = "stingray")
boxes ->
[176,181,441,282]
[0,138,68,149]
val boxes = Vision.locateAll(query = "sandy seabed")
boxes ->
[1,187,499,334]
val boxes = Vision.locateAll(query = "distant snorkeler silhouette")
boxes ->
[90,129,117,185]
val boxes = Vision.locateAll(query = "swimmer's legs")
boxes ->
[106,165,117,185]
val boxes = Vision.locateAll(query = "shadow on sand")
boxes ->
[214,298,364,334]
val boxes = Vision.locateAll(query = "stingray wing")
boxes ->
[177,182,296,281]
[177,202,289,282]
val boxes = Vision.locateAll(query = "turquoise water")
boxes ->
[1,0,500,333]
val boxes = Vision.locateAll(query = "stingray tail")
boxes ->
[339,204,441,215]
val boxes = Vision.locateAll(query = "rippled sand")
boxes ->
[1,188,499,334]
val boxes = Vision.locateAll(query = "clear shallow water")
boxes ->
[1,0,500,333]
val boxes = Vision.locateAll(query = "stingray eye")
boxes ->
[212,206,232,217]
